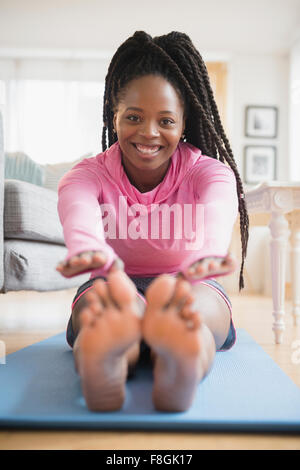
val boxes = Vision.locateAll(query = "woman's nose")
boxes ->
[139,121,160,138]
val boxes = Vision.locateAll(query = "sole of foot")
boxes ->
[142,274,205,412]
[76,270,142,411]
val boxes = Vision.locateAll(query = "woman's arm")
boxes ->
[56,160,117,277]
[181,161,239,280]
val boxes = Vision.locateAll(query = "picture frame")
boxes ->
[245,105,278,138]
[244,145,277,184]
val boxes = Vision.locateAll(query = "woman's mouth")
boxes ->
[132,143,163,156]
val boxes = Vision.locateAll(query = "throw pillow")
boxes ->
[42,153,92,192]
[5,152,45,186]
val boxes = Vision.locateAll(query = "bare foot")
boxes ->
[75,269,141,411]
[142,275,213,412]
[56,251,123,278]
[181,252,237,281]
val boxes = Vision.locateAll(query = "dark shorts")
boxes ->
[66,275,236,358]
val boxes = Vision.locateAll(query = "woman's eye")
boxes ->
[126,115,140,122]
[126,116,174,125]
[161,119,174,125]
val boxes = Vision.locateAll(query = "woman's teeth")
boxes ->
[135,144,161,154]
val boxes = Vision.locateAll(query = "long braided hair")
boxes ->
[102,31,249,291]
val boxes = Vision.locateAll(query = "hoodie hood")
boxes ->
[99,141,202,206]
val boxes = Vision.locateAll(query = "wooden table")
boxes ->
[245,182,300,343]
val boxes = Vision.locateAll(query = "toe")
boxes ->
[79,308,94,328]
[185,310,202,330]
[169,279,194,310]
[179,302,195,319]
[85,290,103,315]
[106,270,138,308]
[92,279,112,308]
[145,274,177,309]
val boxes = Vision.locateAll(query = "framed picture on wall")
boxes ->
[245,106,278,138]
[244,145,277,184]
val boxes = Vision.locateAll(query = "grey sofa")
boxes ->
[0,111,90,293]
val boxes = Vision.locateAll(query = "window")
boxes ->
[2,79,104,164]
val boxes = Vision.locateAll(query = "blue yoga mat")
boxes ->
[0,329,300,431]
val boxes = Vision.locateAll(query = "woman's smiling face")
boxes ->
[113,74,186,191]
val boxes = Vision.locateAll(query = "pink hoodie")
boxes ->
[57,141,238,280]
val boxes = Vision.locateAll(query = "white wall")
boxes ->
[1,0,299,55]
[289,36,300,181]
[228,54,290,183]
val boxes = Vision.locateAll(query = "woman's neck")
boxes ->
[121,159,171,193]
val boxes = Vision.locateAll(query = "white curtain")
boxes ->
[1,78,105,164]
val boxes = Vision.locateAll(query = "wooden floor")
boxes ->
[0,287,300,450]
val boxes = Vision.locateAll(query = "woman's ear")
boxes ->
[113,114,117,132]
[182,116,186,134]
[181,119,186,140]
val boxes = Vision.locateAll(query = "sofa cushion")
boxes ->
[2,239,90,292]
[0,112,4,291]
[4,179,64,244]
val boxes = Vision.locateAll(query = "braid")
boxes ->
[103,30,249,291]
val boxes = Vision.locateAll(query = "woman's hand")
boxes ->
[56,251,124,278]
[179,253,237,281]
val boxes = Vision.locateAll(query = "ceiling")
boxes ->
[0,0,300,56]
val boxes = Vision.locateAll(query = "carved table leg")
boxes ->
[269,212,290,343]
[290,225,300,326]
